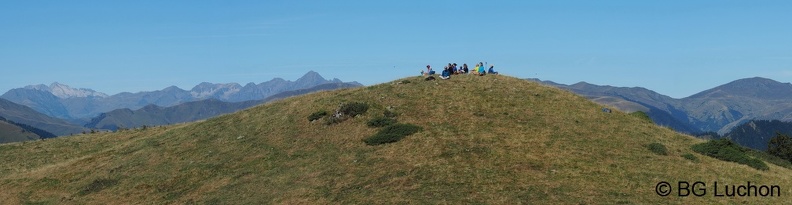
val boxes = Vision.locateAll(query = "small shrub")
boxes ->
[340,102,369,117]
[682,153,698,162]
[78,178,118,196]
[646,142,668,156]
[694,131,721,139]
[308,110,328,122]
[324,116,344,125]
[629,111,653,123]
[692,139,769,171]
[364,124,422,145]
[367,117,397,128]
[383,109,398,118]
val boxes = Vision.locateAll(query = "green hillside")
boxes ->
[0,120,42,143]
[1,75,790,204]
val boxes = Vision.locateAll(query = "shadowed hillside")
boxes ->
[723,120,792,151]
[0,120,42,143]
[0,98,85,136]
[1,75,791,204]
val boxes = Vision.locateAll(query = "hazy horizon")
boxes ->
[2,1,790,98]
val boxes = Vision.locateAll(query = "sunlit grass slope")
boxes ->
[1,74,791,204]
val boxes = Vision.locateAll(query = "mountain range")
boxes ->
[84,82,361,131]
[0,98,86,136]
[1,71,361,120]
[534,77,792,135]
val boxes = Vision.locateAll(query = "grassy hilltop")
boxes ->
[1,74,791,204]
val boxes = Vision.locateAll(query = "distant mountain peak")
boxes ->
[297,71,325,81]
[26,82,109,99]
[50,82,67,87]
[687,77,792,100]
[729,77,786,86]
[24,84,49,91]
[293,71,329,89]
[190,82,242,99]
[162,86,185,92]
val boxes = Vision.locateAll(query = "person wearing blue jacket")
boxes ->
[440,66,451,79]
[488,65,499,75]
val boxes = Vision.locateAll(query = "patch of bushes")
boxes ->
[646,142,668,156]
[694,131,721,139]
[340,102,369,117]
[746,149,792,170]
[308,110,328,122]
[682,153,698,162]
[319,102,370,125]
[367,117,397,128]
[691,139,769,171]
[364,124,422,145]
[629,111,653,123]
[78,178,119,196]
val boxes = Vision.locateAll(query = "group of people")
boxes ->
[422,62,498,80]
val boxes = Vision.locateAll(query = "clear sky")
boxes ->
[1,1,791,98]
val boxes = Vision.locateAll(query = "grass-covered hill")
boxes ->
[0,120,43,143]
[1,74,791,204]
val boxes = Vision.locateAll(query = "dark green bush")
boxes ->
[692,139,769,171]
[768,132,792,163]
[308,110,328,122]
[646,142,668,155]
[78,178,118,196]
[383,109,398,118]
[340,102,369,117]
[746,149,792,170]
[367,117,397,128]
[682,153,698,162]
[364,124,422,145]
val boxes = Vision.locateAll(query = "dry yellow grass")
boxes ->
[1,74,791,204]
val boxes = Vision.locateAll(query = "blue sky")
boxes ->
[1,1,791,98]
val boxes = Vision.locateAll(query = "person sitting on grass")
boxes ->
[488,65,499,75]
[476,62,486,76]
[462,63,469,74]
[421,65,435,76]
[440,66,451,80]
